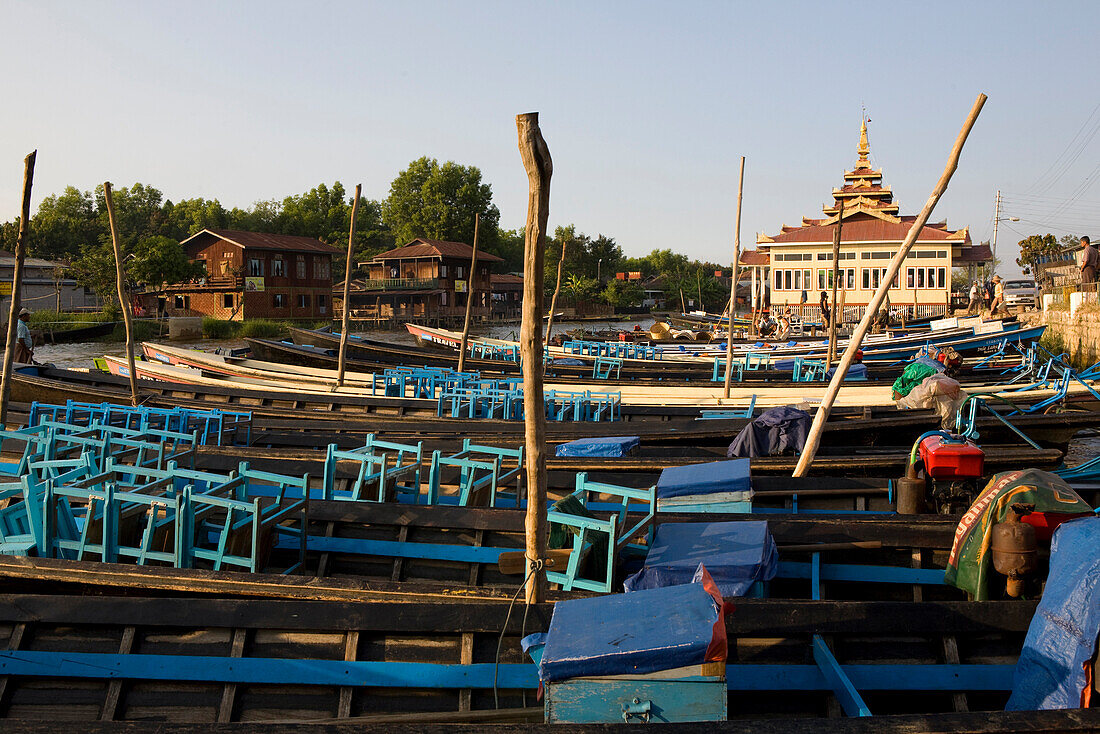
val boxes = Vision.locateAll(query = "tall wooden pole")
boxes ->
[793,93,987,478]
[336,184,361,388]
[0,151,36,426]
[723,156,745,398]
[516,112,552,603]
[545,237,567,344]
[826,199,844,366]
[456,213,481,374]
[103,182,139,407]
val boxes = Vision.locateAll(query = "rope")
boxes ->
[494,559,542,709]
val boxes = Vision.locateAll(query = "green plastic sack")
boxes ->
[944,469,1094,600]
[891,361,939,399]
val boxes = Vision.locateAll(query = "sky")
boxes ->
[2,1,1099,279]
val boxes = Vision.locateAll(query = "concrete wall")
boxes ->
[1024,301,1100,367]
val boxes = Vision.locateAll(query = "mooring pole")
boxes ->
[723,156,746,399]
[456,213,481,375]
[336,184,361,388]
[545,236,567,345]
[516,112,552,604]
[793,94,987,478]
[103,182,139,407]
[826,200,844,366]
[0,151,36,426]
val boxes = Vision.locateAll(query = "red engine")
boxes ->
[919,436,985,480]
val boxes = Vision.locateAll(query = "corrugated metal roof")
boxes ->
[373,238,504,262]
[182,229,340,254]
[765,215,967,245]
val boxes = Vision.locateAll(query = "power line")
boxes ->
[1023,101,1100,196]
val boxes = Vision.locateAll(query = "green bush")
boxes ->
[237,319,289,339]
[202,318,239,339]
[28,310,113,329]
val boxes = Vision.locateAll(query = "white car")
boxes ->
[1003,279,1039,310]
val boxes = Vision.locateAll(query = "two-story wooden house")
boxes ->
[147,229,339,320]
[744,121,990,321]
[337,238,503,325]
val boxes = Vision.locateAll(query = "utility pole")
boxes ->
[990,190,1001,275]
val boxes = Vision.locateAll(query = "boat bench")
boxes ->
[322,437,423,503]
[425,440,524,507]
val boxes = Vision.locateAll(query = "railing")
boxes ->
[356,278,440,291]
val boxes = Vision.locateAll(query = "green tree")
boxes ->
[162,197,230,240]
[563,273,598,306]
[600,278,644,308]
[129,235,205,287]
[491,227,525,272]
[70,242,119,306]
[29,186,103,260]
[93,182,167,248]
[382,157,500,251]
[1016,233,1060,276]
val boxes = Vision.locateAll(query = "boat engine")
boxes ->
[898,433,986,514]
[991,503,1038,598]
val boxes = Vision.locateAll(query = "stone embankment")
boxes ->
[1019,292,1100,368]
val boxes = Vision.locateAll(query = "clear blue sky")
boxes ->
[2,1,1098,278]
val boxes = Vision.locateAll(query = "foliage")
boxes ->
[27,310,113,329]
[70,242,120,306]
[562,273,598,305]
[600,278,644,308]
[202,318,320,340]
[129,235,204,286]
[542,225,624,291]
[382,157,501,255]
[1016,233,1061,276]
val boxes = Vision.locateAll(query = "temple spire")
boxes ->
[857,117,870,167]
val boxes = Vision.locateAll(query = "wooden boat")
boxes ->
[110,345,1100,418]
[3,588,1091,728]
[36,320,116,344]
[245,337,1023,388]
[10,366,1097,453]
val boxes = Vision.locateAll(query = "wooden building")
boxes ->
[0,251,101,314]
[336,238,504,325]
[490,274,523,320]
[744,121,990,320]
[143,230,339,320]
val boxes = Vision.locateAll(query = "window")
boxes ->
[793,269,802,290]
[456,265,464,279]
[296,258,306,279]
[917,269,925,288]
[440,264,448,278]
[907,268,915,288]
[174,295,185,309]
[248,258,263,276]
[313,258,330,280]
[223,293,234,308]
[784,270,792,290]
[862,269,870,290]
[937,267,946,289]
[273,293,286,308]
[297,294,310,308]
[480,266,488,275]
[272,258,285,277]
[317,294,327,308]
[860,251,892,260]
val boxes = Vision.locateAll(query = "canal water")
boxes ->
[26,319,1100,469]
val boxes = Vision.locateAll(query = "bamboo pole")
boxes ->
[516,112,552,604]
[456,214,481,374]
[545,237,567,344]
[793,93,987,478]
[103,182,139,407]
[723,156,746,398]
[336,184,361,388]
[826,200,844,366]
[0,151,36,426]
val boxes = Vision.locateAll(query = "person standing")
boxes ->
[990,275,1006,315]
[983,279,994,311]
[1081,236,1098,285]
[819,290,830,328]
[14,308,33,364]
[967,281,982,315]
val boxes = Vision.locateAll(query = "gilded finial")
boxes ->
[857,117,870,166]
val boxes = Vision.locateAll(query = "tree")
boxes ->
[382,157,500,251]
[70,242,119,307]
[128,235,204,287]
[493,228,525,272]
[29,186,103,260]
[600,278,644,308]
[1016,233,1060,276]
[562,274,598,306]
[162,197,229,240]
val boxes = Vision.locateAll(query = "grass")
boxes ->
[28,310,115,329]
[202,318,330,340]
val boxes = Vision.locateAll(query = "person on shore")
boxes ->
[1081,235,1098,285]
[967,281,982,315]
[14,308,33,364]
[819,290,830,328]
[989,275,1006,315]
[983,280,994,310]
[777,307,791,338]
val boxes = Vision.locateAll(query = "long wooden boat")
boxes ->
[10,366,1097,453]
[245,337,1023,388]
[36,320,116,344]
[404,320,1046,363]
[113,344,1094,414]
[3,589,1090,728]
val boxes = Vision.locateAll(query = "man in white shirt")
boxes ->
[14,308,33,363]
[967,281,981,315]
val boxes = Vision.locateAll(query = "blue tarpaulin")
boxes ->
[555,436,640,458]
[623,521,777,597]
[539,581,722,682]
[1006,515,1100,711]
[656,459,751,500]
[825,363,869,380]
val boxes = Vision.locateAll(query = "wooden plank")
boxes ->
[98,625,135,720]
[457,632,474,712]
[390,526,409,583]
[943,635,969,712]
[316,521,337,579]
[0,621,26,710]
[337,630,359,718]
[216,628,248,722]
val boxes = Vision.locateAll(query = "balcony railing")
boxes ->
[356,277,440,291]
